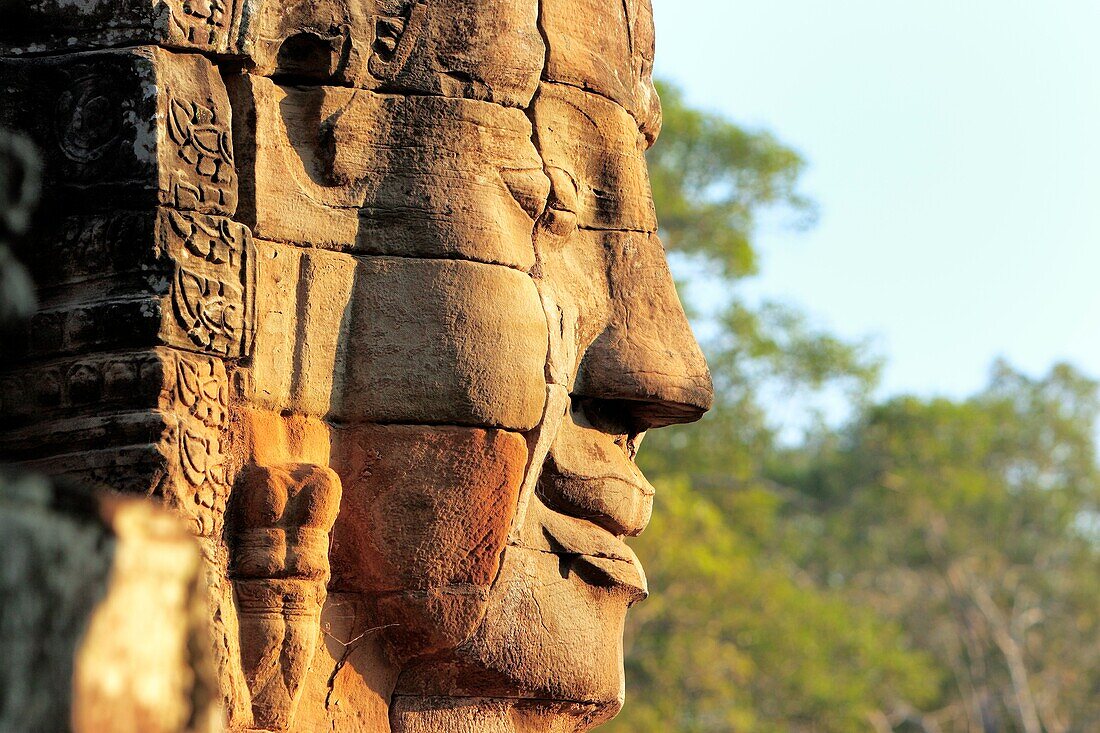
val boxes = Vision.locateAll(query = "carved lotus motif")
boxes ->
[173,267,243,355]
[169,98,234,186]
[176,356,227,427]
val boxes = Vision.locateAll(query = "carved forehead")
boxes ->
[252,0,660,136]
[541,0,661,142]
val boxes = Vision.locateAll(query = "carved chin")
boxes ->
[392,543,631,719]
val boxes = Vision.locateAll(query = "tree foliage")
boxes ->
[649,82,814,279]
[603,81,1100,732]
[782,362,1100,732]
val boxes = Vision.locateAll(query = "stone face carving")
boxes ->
[230,77,545,267]
[0,0,713,731]
[247,246,548,429]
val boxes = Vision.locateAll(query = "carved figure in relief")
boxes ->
[230,463,341,730]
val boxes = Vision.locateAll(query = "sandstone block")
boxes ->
[397,544,630,712]
[539,409,655,539]
[0,47,236,216]
[293,593,395,733]
[242,0,542,107]
[228,75,545,268]
[329,424,528,659]
[361,0,543,107]
[571,231,713,426]
[391,696,608,733]
[329,424,528,593]
[8,209,254,361]
[249,244,548,430]
[533,83,657,232]
[0,348,233,536]
[541,0,661,143]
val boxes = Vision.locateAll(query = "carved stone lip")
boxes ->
[539,506,648,603]
[540,427,656,538]
[542,472,654,537]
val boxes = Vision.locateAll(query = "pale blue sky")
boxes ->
[652,0,1100,401]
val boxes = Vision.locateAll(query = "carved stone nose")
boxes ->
[573,231,713,430]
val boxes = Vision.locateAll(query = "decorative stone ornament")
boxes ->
[0,0,713,730]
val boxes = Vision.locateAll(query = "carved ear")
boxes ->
[367,2,424,81]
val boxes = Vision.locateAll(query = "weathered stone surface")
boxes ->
[539,406,655,539]
[229,75,545,267]
[0,47,236,216]
[248,244,548,429]
[197,538,254,729]
[1,348,232,536]
[229,462,342,731]
[536,229,613,393]
[532,83,657,232]
[294,592,396,732]
[330,425,527,593]
[328,425,526,665]
[391,696,608,733]
[242,0,543,107]
[361,0,543,107]
[0,0,243,55]
[396,543,634,711]
[541,0,662,143]
[9,209,255,360]
[235,0,374,82]
[572,231,713,426]
[0,473,225,733]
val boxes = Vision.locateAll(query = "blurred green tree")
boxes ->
[606,79,1100,733]
[781,362,1100,732]
[604,81,937,733]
